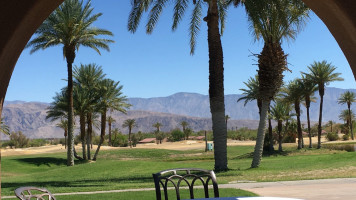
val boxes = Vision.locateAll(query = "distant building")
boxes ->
[138,138,156,143]
[195,136,205,140]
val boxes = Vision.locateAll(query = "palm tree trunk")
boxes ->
[65,135,67,149]
[295,101,302,149]
[278,120,283,152]
[93,110,107,161]
[251,100,269,168]
[80,114,86,160]
[66,60,74,166]
[87,113,92,159]
[206,0,227,171]
[349,106,354,140]
[317,93,324,149]
[129,127,132,148]
[307,104,312,148]
[268,113,274,152]
[108,121,112,146]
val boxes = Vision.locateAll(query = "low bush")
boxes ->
[168,129,185,142]
[10,131,29,148]
[342,134,350,141]
[326,132,339,141]
[29,139,46,147]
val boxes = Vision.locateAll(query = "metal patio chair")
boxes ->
[153,168,219,200]
[14,186,56,200]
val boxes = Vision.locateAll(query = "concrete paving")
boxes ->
[220,178,356,200]
[3,178,356,199]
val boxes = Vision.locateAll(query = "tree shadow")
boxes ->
[15,157,89,167]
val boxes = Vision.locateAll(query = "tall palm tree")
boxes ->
[237,75,261,115]
[93,79,130,160]
[123,119,137,148]
[180,121,188,133]
[56,119,68,149]
[282,79,305,149]
[303,60,344,148]
[270,100,292,152]
[338,91,356,140]
[244,0,309,168]
[107,116,116,146]
[26,0,114,166]
[128,0,240,171]
[153,122,162,133]
[0,118,10,135]
[300,75,317,148]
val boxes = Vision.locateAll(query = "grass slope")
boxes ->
[2,144,356,198]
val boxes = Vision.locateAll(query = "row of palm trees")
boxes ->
[239,60,344,165]
[47,64,130,161]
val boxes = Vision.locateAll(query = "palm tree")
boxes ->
[270,100,292,152]
[153,122,162,133]
[180,121,188,133]
[300,75,317,148]
[26,0,114,166]
[93,79,130,160]
[225,115,231,125]
[327,120,335,132]
[339,109,355,131]
[338,91,356,140]
[0,118,10,135]
[74,64,106,160]
[107,116,116,146]
[303,60,344,148]
[127,0,239,171]
[237,75,261,115]
[56,119,68,149]
[122,119,137,148]
[282,79,305,149]
[244,0,309,168]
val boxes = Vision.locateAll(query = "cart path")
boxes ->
[3,178,356,199]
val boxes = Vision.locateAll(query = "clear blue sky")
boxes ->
[5,0,356,103]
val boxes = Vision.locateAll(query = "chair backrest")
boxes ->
[14,186,56,200]
[152,168,219,200]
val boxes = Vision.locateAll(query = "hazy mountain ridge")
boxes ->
[2,87,355,139]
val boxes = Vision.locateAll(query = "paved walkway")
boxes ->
[3,178,356,199]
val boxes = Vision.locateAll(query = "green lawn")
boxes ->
[2,144,356,198]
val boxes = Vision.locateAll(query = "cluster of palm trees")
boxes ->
[47,64,130,161]
[338,91,356,140]
[240,60,343,165]
[26,0,114,166]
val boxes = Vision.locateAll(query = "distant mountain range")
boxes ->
[2,87,356,139]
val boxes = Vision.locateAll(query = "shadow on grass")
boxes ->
[2,176,153,192]
[15,157,90,167]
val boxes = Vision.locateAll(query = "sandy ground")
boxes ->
[1,135,348,157]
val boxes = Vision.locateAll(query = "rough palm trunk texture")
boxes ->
[80,114,86,160]
[278,120,283,152]
[318,92,324,149]
[108,120,112,146]
[87,113,92,159]
[93,111,107,160]
[307,102,312,148]
[295,101,302,149]
[251,100,269,168]
[207,0,227,171]
[67,61,75,166]
[348,105,354,140]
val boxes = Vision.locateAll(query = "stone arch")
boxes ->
[0,0,355,117]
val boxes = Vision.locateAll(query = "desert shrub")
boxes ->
[155,131,165,144]
[2,141,15,148]
[342,134,350,141]
[227,128,257,141]
[74,135,81,145]
[92,135,108,146]
[59,138,66,146]
[184,128,193,140]
[131,134,139,147]
[168,129,185,142]
[111,131,128,147]
[29,139,47,147]
[326,132,339,141]
[10,131,29,148]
